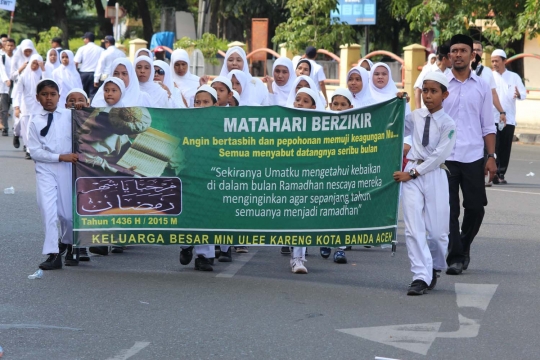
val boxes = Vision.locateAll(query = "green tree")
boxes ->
[273,0,357,53]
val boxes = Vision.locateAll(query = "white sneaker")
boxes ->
[291,257,308,274]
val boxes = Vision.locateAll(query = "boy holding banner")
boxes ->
[393,72,455,295]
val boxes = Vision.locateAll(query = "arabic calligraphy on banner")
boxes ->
[72,100,405,247]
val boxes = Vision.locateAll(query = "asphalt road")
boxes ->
[1,128,540,360]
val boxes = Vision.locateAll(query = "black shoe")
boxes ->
[58,240,68,255]
[333,250,347,264]
[345,246,352,250]
[25,152,31,160]
[446,262,463,275]
[280,246,291,255]
[2,128,7,136]
[39,253,62,270]
[235,246,249,253]
[407,279,429,295]
[218,247,232,262]
[427,269,440,290]
[79,247,91,261]
[463,255,470,270]
[65,245,79,266]
[498,177,507,185]
[194,255,213,271]
[179,246,194,265]
[111,246,124,253]
[492,175,500,184]
[320,247,331,259]
[13,135,20,148]
[89,246,109,256]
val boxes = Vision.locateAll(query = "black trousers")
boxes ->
[496,124,515,178]
[80,72,97,98]
[445,158,487,265]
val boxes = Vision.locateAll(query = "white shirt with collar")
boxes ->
[94,45,126,83]
[492,69,527,126]
[74,42,104,72]
[27,107,72,163]
[405,107,456,175]
[0,52,12,94]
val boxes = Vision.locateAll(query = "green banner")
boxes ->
[73,98,405,247]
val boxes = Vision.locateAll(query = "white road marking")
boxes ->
[337,283,498,355]
[106,341,150,360]
[0,324,82,331]
[487,188,540,195]
[216,251,257,278]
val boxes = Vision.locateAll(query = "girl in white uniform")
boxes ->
[219,46,268,105]
[134,55,170,108]
[346,67,375,108]
[44,49,60,78]
[153,60,186,108]
[52,50,83,107]
[170,49,200,108]
[27,79,78,270]
[264,57,296,106]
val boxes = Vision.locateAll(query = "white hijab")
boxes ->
[95,58,152,107]
[347,67,375,108]
[285,75,324,111]
[170,49,200,107]
[219,46,268,105]
[19,54,43,115]
[66,88,89,104]
[295,59,318,83]
[154,60,185,108]
[135,48,153,59]
[91,77,126,108]
[52,50,83,106]
[287,87,322,111]
[134,56,170,108]
[358,58,374,72]
[227,70,256,106]
[12,39,37,75]
[271,57,296,106]
[44,49,60,78]
[369,63,399,103]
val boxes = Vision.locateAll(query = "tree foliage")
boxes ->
[273,0,357,53]
[175,33,229,64]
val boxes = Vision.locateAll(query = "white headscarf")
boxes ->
[219,46,268,105]
[347,67,375,108]
[196,85,218,105]
[331,88,354,107]
[18,54,43,115]
[65,88,89,104]
[52,50,83,106]
[134,56,170,108]
[135,48,153,59]
[44,49,60,78]
[358,58,374,71]
[94,58,152,107]
[91,77,126,108]
[369,63,399,103]
[227,70,255,106]
[154,60,185,108]
[295,59,317,82]
[289,87,321,111]
[12,39,37,76]
[170,49,200,107]
[285,75,324,111]
[271,57,296,106]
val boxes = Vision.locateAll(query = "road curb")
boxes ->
[516,133,540,145]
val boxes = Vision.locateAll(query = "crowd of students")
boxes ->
[1,32,522,296]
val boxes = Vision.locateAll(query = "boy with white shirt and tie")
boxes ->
[27,79,78,270]
[393,72,456,295]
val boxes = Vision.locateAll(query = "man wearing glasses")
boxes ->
[94,36,126,90]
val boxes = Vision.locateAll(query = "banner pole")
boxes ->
[8,10,15,37]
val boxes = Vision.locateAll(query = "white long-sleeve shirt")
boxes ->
[405,107,456,175]
[492,69,527,126]
[27,108,72,163]
[0,53,13,94]
[74,42,104,72]
[93,45,126,83]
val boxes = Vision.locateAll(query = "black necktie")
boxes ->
[422,115,430,147]
[40,112,53,137]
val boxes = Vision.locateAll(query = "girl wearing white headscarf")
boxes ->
[135,48,153,59]
[90,77,126,108]
[13,54,44,158]
[134,56,170,108]
[346,67,375,108]
[267,57,296,106]
[227,70,256,106]
[219,46,268,105]
[285,75,325,111]
[52,50,83,107]
[154,60,185,108]
[11,39,38,81]
[44,49,60,78]
[358,58,374,72]
[94,58,152,107]
[170,49,199,108]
